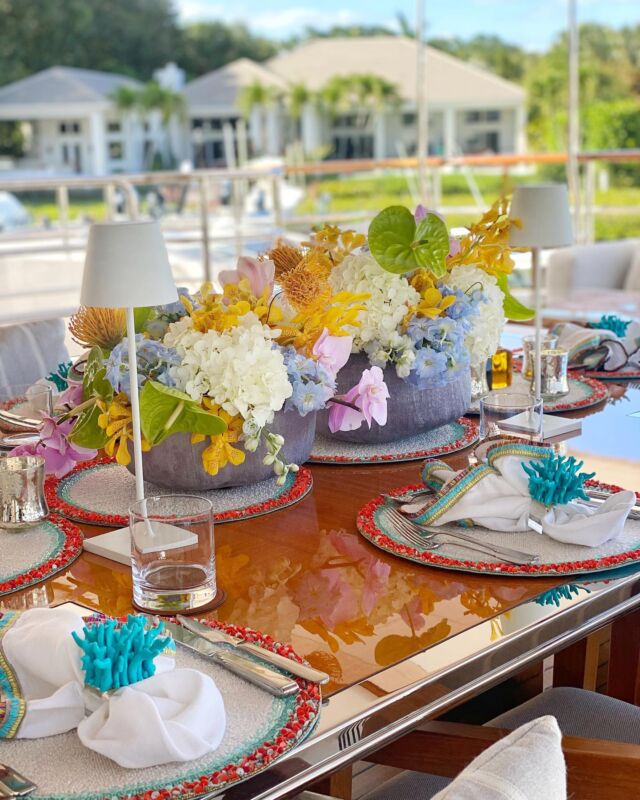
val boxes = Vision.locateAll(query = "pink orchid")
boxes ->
[11,415,96,478]
[328,366,389,433]
[219,256,275,299]
[57,380,84,409]
[312,329,353,377]
[414,204,460,258]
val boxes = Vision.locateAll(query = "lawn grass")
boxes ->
[22,196,107,223]
[294,170,640,240]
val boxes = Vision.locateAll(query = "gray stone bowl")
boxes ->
[315,353,471,444]
[127,409,316,490]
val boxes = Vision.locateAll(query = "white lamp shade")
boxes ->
[508,184,573,249]
[80,221,178,308]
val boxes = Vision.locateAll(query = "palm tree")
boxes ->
[112,81,186,168]
[237,80,281,154]
[285,82,314,146]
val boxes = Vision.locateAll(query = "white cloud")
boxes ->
[178,0,227,22]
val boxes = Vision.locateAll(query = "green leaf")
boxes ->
[496,272,535,321]
[134,307,152,333]
[68,404,107,449]
[368,206,418,274]
[368,206,449,277]
[82,346,113,404]
[413,213,450,278]
[139,381,227,446]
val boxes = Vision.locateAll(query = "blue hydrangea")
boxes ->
[105,335,181,397]
[407,347,449,389]
[281,346,335,416]
[439,286,477,321]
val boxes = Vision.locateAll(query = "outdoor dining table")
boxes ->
[2,360,639,799]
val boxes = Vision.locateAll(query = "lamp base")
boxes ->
[82,527,132,565]
[83,523,199,565]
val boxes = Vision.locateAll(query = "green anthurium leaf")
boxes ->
[134,307,152,333]
[68,403,107,449]
[368,205,419,274]
[413,213,449,278]
[81,346,113,405]
[496,272,535,321]
[139,380,227,446]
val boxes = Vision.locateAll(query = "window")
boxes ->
[465,111,481,124]
[107,121,121,133]
[59,121,81,134]
[486,110,501,122]
[108,141,124,160]
[402,112,416,127]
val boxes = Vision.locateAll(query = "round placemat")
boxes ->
[570,366,640,381]
[47,458,313,527]
[0,397,41,433]
[357,481,640,577]
[0,612,320,800]
[468,373,608,414]
[0,514,83,596]
[309,418,478,464]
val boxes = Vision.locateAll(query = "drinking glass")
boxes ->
[130,495,216,613]
[0,383,54,432]
[479,391,543,442]
[522,334,559,380]
[538,348,569,399]
[0,455,49,529]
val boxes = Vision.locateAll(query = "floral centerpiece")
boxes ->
[13,198,528,484]
[267,199,530,443]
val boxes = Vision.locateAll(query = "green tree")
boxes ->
[429,35,528,82]
[0,0,178,85]
[237,80,282,153]
[177,22,276,78]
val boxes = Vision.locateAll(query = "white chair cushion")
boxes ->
[0,319,68,392]
[431,716,566,800]
[623,247,640,292]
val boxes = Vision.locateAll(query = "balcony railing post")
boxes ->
[56,184,69,253]
[198,175,212,284]
[583,159,596,245]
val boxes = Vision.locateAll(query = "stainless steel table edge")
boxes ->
[217,569,640,800]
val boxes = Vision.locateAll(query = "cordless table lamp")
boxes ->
[80,220,178,563]
[509,184,573,401]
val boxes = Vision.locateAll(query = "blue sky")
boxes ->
[177,0,639,50]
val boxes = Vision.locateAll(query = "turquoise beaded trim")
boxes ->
[0,612,26,738]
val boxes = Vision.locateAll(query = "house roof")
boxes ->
[0,66,141,107]
[184,58,288,110]
[267,37,525,105]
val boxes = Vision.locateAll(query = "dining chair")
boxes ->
[0,318,68,390]
[362,687,640,800]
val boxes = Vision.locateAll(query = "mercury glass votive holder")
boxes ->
[537,348,570,399]
[0,455,49,529]
[522,334,559,380]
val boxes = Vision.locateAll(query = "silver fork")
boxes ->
[381,487,434,504]
[380,507,539,566]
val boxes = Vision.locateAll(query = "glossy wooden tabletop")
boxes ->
[4,374,639,697]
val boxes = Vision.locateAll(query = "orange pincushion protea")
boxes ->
[264,240,304,279]
[69,306,126,350]
[280,250,333,312]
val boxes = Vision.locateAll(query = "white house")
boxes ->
[0,37,527,175]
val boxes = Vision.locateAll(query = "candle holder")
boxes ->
[522,334,558,380]
[0,455,49,529]
[537,348,570,399]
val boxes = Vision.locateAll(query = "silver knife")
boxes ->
[162,619,299,697]
[177,615,330,685]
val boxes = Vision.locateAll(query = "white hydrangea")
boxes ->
[165,313,292,428]
[446,264,505,368]
[330,252,420,373]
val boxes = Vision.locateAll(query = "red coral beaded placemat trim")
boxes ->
[357,480,640,577]
[46,457,313,528]
[0,514,83,596]
[309,418,478,464]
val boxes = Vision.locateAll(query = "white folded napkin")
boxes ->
[553,321,640,371]
[78,669,226,769]
[409,444,635,547]
[0,608,227,768]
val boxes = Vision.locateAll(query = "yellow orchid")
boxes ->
[447,197,520,277]
[192,404,246,476]
[96,393,151,466]
[303,224,367,265]
[278,290,368,354]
